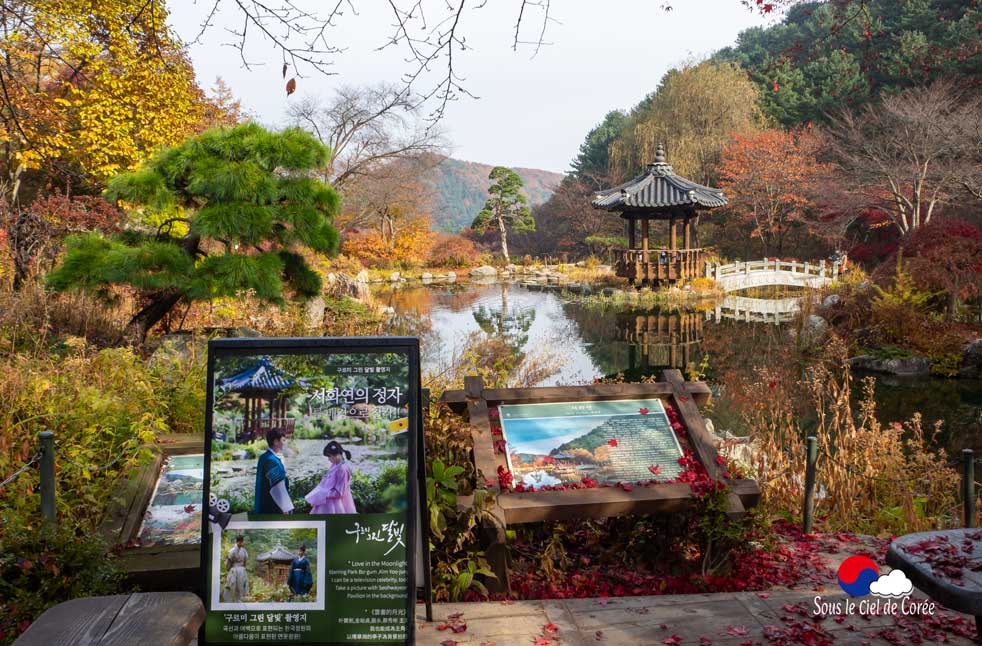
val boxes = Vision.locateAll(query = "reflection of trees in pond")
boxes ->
[472,283,536,356]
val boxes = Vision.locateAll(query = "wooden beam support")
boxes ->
[641,218,649,256]
[669,216,677,250]
[683,216,691,251]
[662,369,722,481]
[627,218,636,249]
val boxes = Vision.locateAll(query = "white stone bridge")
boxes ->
[706,256,848,293]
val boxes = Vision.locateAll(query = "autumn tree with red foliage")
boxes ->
[7,194,123,289]
[903,219,982,321]
[718,128,831,257]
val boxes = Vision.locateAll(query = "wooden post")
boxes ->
[627,218,636,250]
[463,376,510,593]
[669,216,677,251]
[39,431,56,530]
[641,218,649,261]
[683,216,691,250]
[964,449,976,528]
[802,436,817,534]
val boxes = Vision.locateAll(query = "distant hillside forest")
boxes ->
[421,156,563,232]
[518,0,982,262]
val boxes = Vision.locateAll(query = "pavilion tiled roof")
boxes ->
[592,144,726,211]
[256,546,297,563]
[218,357,295,393]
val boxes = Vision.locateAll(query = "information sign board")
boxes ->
[201,337,420,645]
[500,398,682,488]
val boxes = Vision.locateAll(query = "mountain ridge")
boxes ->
[420,155,564,232]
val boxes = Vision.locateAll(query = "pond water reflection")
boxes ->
[375,281,982,452]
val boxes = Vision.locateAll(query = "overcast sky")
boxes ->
[168,1,771,173]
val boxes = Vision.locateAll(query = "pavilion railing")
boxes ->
[616,248,704,282]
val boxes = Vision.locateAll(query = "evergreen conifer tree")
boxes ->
[471,166,534,262]
[47,124,340,342]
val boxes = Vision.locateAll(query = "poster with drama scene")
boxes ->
[202,338,419,646]
[500,398,683,489]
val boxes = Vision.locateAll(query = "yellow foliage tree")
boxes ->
[1,0,211,207]
[608,60,764,184]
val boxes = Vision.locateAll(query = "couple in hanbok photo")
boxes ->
[305,440,357,514]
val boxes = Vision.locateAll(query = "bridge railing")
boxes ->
[705,255,848,281]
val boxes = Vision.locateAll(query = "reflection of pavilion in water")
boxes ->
[616,311,703,372]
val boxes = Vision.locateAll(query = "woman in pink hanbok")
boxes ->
[305,441,357,514]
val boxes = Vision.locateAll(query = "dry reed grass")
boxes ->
[734,336,960,534]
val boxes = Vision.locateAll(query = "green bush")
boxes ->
[351,464,408,513]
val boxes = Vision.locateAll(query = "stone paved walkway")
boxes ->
[415,590,978,645]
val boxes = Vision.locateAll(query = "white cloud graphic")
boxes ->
[869,569,913,598]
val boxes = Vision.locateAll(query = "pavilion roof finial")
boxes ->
[654,142,666,164]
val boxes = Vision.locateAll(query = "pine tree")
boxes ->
[47,124,341,343]
[471,167,534,262]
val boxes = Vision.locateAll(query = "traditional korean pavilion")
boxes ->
[592,143,726,285]
[256,546,296,584]
[218,357,297,442]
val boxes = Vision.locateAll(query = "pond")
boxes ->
[374,281,982,454]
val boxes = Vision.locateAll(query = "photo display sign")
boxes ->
[500,398,683,489]
[202,338,420,645]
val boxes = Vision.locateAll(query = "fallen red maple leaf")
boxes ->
[649,465,662,475]
[639,407,649,415]
[608,439,618,447]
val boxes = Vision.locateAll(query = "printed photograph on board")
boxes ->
[211,521,326,611]
[501,398,684,488]
[208,353,410,517]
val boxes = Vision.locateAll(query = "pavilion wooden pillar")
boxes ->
[683,215,692,279]
[669,215,677,251]
[627,218,636,249]
[641,218,650,256]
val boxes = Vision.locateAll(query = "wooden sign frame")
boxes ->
[441,369,760,591]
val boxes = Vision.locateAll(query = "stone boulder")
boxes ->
[848,354,932,376]
[470,265,497,277]
[822,294,841,309]
[389,271,401,282]
[447,271,457,282]
[303,296,326,329]
[960,339,982,378]
[355,269,369,283]
[421,272,433,281]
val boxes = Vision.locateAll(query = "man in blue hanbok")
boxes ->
[254,430,294,514]
[287,545,313,599]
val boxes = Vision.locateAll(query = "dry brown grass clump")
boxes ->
[737,336,959,534]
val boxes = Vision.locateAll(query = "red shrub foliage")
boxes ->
[428,232,481,267]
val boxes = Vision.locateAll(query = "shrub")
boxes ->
[350,463,408,513]
[427,233,481,268]
[741,336,958,534]
[0,519,124,644]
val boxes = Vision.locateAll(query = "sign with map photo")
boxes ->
[500,398,683,488]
